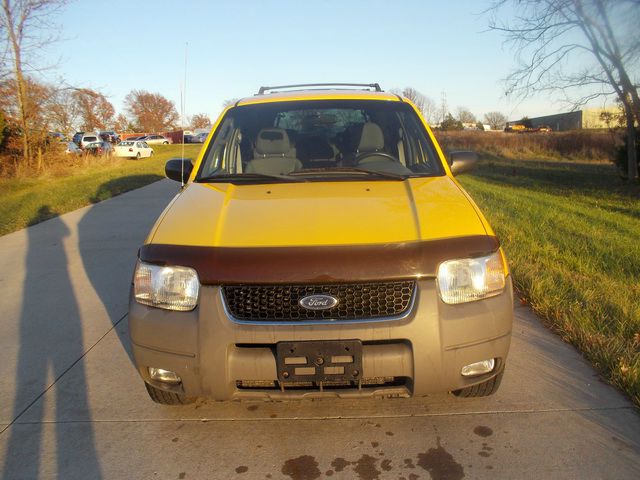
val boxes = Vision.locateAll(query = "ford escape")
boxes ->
[128,83,513,404]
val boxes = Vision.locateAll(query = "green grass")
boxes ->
[0,145,202,235]
[458,156,640,406]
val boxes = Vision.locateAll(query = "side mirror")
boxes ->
[165,158,194,183]
[448,151,478,175]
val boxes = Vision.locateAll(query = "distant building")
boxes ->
[507,107,618,131]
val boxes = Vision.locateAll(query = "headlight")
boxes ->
[133,261,199,311]
[437,251,506,304]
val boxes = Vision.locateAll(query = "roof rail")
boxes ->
[257,83,382,95]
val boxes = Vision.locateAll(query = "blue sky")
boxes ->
[42,0,608,123]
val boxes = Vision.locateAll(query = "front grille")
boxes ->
[222,281,415,322]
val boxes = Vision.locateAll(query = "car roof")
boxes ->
[235,89,401,107]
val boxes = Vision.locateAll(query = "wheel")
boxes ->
[136,152,141,159]
[150,151,154,156]
[163,141,169,144]
[453,369,504,398]
[144,383,194,405]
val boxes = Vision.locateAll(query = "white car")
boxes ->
[140,134,170,145]
[114,140,154,159]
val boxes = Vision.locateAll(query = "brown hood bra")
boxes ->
[138,235,500,285]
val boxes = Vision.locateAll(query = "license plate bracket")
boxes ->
[276,340,363,384]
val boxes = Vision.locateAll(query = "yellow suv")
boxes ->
[129,83,513,404]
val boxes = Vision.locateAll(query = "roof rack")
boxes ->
[257,83,382,95]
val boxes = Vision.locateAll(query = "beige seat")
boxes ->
[246,128,302,175]
[357,122,385,155]
[356,122,412,175]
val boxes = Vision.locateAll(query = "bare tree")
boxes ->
[114,113,131,133]
[190,113,211,129]
[401,87,427,112]
[72,88,114,131]
[484,111,508,130]
[46,88,78,134]
[392,87,438,124]
[489,0,640,180]
[456,107,477,124]
[0,0,66,165]
[0,76,63,172]
[124,89,179,133]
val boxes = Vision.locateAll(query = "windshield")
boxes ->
[196,100,444,182]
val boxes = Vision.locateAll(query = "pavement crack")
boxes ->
[9,405,637,426]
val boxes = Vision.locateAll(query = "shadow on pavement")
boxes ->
[78,175,165,365]
[2,206,102,479]
[88,174,164,204]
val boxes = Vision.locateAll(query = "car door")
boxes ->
[141,141,152,157]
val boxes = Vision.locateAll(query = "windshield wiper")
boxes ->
[289,167,407,180]
[196,173,307,183]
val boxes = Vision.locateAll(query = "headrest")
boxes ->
[255,128,291,156]
[357,122,384,152]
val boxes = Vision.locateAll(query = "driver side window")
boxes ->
[200,117,235,177]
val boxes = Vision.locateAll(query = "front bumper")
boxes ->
[128,277,513,400]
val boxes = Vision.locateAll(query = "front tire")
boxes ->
[136,152,141,159]
[144,383,194,405]
[453,369,504,398]
[163,141,169,144]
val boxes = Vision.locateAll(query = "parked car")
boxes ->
[65,142,82,155]
[140,134,169,145]
[99,130,121,143]
[129,83,514,405]
[72,131,85,146]
[504,124,527,133]
[79,133,101,149]
[114,140,153,159]
[195,132,208,143]
[84,141,113,156]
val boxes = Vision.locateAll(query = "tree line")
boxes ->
[391,88,508,131]
[0,0,211,175]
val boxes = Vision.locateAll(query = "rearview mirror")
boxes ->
[165,158,193,183]
[448,151,478,175]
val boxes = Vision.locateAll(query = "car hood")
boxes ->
[148,176,487,247]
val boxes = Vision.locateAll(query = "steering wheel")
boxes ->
[355,151,398,163]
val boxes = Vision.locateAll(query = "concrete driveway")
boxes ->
[0,179,639,480]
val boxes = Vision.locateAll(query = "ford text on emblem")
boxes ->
[299,294,339,310]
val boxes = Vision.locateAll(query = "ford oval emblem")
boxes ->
[299,294,339,310]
